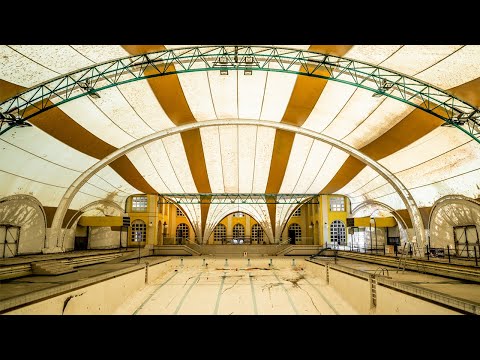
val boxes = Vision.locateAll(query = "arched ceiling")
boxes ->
[1,45,479,240]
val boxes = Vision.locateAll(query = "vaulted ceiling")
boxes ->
[1,45,479,240]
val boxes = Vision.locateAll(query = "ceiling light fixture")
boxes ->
[0,113,32,136]
[78,79,101,99]
[372,79,394,97]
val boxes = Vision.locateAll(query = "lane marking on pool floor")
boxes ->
[273,271,299,315]
[213,272,226,315]
[302,277,339,315]
[134,270,179,315]
[173,271,202,315]
[249,274,258,315]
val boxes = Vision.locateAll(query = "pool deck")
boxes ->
[1,253,480,314]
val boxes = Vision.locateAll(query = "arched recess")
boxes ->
[276,197,315,243]
[63,199,125,250]
[204,206,273,244]
[251,223,265,244]
[0,194,47,255]
[170,202,199,239]
[428,195,480,253]
[49,120,427,255]
[213,223,227,243]
[352,200,409,246]
[175,223,190,244]
[287,223,302,244]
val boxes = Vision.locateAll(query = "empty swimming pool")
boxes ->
[114,257,358,315]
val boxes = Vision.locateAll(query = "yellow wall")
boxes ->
[122,194,352,247]
[207,213,261,244]
[279,195,349,245]
[125,194,159,247]
[326,195,348,245]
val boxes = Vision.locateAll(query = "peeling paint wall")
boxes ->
[71,202,124,250]
[429,197,480,249]
[89,227,121,249]
[0,196,46,256]
[62,229,76,251]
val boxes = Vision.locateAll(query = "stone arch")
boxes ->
[428,195,480,251]
[0,194,47,254]
[49,120,426,255]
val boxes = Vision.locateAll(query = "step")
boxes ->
[31,261,77,276]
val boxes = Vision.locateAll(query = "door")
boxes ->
[288,229,296,244]
[74,225,89,250]
[0,225,20,258]
[454,225,479,257]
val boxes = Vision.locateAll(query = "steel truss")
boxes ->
[0,46,478,143]
[157,193,319,205]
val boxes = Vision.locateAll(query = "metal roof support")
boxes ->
[1,46,478,143]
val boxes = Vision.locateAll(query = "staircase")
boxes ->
[276,245,322,256]
[31,261,77,276]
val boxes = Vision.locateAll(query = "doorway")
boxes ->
[74,225,89,250]
[288,223,301,245]
[0,225,20,258]
[453,225,479,257]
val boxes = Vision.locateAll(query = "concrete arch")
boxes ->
[49,120,427,255]
[204,206,271,244]
[0,194,48,253]
[428,195,480,249]
[351,200,409,246]
[61,199,126,251]
[69,199,125,226]
[277,196,316,242]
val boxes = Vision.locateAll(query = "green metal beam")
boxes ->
[157,193,319,205]
[0,45,479,143]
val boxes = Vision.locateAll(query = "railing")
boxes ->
[336,243,480,267]
[184,239,203,254]
[209,236,268,245]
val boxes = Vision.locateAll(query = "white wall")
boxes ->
[6,268,146,315]
[429,197,480,249]
[89,227,121,249]
[0,195,46,256]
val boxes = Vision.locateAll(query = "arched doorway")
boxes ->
[176,223,190,245]
[131,220,146,245]
[233,223,245,244]
[330,220,346,246]
[251,224,264,244]
[288,223,302,245]
[214,223,227,244]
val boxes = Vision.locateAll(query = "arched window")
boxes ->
[233,223,245,239]
[176,207,185,217]
[251,224,264,243]
[214,223,226,243]
[131,220,146,242]
[176,223,189,244]
[330,220,346,245]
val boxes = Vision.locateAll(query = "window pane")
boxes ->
[329,197,345,212]
[330,220,346,245]
[132,196,148,212]
[176,208,185,216]
[214,224,226,242]
[131,220,146,242]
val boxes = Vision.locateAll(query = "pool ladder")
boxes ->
[370,275,377,308]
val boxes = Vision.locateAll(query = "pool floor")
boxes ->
[114,258,358,315]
